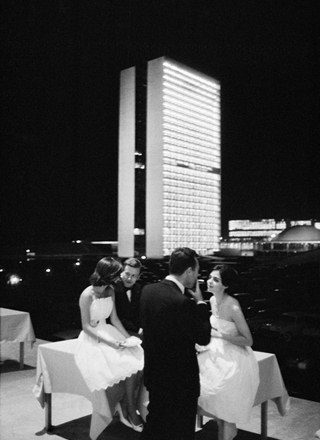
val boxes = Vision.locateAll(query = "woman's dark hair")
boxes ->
[90,257,122,287]
[169,247,199,275]
[213,264,239,289]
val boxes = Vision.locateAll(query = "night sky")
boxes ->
[2,0,319,246]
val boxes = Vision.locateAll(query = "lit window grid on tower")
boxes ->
[147,57,221,256]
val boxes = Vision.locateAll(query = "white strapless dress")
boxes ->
[197,315,259,424]
[74,294,144,392]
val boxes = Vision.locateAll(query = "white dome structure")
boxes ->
[272,225,320,242]
[258,225,320,255]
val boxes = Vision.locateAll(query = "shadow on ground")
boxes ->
[196,420,279,439]
[34,417,280,440]
[0,360,35,373]
[35,417,140,440]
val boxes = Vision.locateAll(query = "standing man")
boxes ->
[114,257,143,337]
[140,247,211,440]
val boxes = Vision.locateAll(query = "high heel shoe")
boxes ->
[115,403,131,429]
[128,415,143,432]
[116,404,143,432]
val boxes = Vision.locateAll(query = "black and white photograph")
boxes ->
[1,1,320,439]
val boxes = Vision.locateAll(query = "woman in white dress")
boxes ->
[197,265,259,440]
[74,257,144,432]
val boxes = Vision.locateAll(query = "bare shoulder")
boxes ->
[228,296,247,322]
[228,296,241,312]
[81,285,93,296]
[79,286,94,303]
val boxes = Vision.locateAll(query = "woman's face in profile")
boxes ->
[207,270,225,295]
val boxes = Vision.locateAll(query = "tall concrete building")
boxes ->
[118,57,221,258]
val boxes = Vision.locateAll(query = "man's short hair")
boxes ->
[169,247,199,275]
[123,257,142,271]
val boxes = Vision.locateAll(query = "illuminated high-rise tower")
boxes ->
[118,57,221,258]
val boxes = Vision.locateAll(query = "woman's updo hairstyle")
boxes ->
[90,257,122,287]
[213,264,239,290]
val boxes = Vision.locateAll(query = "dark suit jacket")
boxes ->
[140,279,211,397]
[114,279,142,333]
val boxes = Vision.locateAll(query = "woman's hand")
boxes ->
[107,340,123,349]
[118,336,142,348]
[118,339,128,348]
[195,343,209,352]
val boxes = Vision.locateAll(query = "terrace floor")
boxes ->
[1,339,319,440]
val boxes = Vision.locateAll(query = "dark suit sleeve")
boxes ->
[114,283,141,333]
[119,316,138,333]
[177,298,211,346]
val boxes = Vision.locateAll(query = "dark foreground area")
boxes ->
[1,242,319,402]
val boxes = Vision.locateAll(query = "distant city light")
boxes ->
[7,274,22,286]
[135,163,145,169]
[91,241,118,244]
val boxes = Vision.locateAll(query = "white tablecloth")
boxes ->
[0,307,35,344]
[33,339,290,440]
[33,339,138,440]
[253,351,290,414]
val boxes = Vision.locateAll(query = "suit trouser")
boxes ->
[140,386,198,440]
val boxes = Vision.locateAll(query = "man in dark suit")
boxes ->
[140,247,211,440]
[114,257,143,337]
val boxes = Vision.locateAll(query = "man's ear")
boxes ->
[185,266,193,276]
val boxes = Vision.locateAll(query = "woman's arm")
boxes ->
[212,301,253,347]
[79,292,120,349]
[109,291,131,338]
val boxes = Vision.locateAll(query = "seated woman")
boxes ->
[197,265,259,440]
[74,257,144,432]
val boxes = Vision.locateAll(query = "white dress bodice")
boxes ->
[210,314,239,337]
[90,296,113,325]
